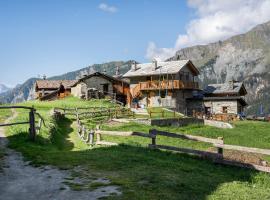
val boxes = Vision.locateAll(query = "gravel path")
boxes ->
[0,110,121,200]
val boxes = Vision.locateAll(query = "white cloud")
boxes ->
[146,0,270,61]
[98,3,118,13]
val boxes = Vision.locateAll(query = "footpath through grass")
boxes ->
[0,107,12,124]
[1,97,270,200]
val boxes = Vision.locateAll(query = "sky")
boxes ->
[1,0,270,87]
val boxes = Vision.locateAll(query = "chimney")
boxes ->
[228,80,234,90]
[115,66,120,76]
[103,68,107,74]
[152,59,158,71]
[131,61,137,71]
[42,74,46,80]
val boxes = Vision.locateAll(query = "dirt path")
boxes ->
[0,110,121,200]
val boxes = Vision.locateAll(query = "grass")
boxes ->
[147,107,183,118]
[1,97,270,199]
[0,106,12,123]
[101,121,270,150]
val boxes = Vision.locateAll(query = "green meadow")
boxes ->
[1,97,270,200]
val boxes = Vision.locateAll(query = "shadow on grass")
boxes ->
[6,128,267,200]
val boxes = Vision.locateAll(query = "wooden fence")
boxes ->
[93,128,270,173]
[0,106,46,141]
[54,106,134,119]
[53,106,134,145]
[53,106,270,173]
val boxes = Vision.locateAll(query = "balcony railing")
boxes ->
[138,80,199,90]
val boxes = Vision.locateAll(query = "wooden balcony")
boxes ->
[129,80,199,98]
[138,80,199,91]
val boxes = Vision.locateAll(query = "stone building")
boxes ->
[123,60,200,113]
[71,72,129,104]
[35,80,77,100]
[203,81,248,115]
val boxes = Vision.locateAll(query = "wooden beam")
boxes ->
[96,130,133,136]
[149,144,221,159]
[0,122,29,127]
[95,141,118,146]
[214,144,270,156]
[0,106,35,110]
[153,129,223,144]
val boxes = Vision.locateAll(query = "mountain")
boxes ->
[0,84,11,94]
[168,21,270,115]
[0,61,133,104]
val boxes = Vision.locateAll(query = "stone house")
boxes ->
[203,81,248,115]
[122,60,200,113]
[35,80,77,100]
[71,72,129,104]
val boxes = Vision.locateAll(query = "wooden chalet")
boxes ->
[123,60,200,113]
[71,72,129,105]
[35,80,77,101]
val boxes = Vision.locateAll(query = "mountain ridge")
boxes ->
[0,84,11,94]
[168,20,270,114]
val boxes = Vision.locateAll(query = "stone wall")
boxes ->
[150,117,204,127]
[204,100,238,114]
[84,76,113,94]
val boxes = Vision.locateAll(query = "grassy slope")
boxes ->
[0,107,11,124]
[1,97,270,200]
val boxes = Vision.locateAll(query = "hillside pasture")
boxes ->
[1,97,270,199]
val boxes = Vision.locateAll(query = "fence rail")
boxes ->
[92,128,270,173]
[0,106,45,141]
[53,106,270,173]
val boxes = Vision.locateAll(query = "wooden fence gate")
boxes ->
[0,106,45,141]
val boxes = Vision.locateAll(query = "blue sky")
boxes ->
[1,0,270,87]
[0,0,192,86]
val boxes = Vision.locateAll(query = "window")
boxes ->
[179,73,183,80]
[160,91,166,98]
[222,106,228,113]
[205,107,211,115]
[103,84,109,94]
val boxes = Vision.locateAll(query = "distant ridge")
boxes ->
[0,61,133,104]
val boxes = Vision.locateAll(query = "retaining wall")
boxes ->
[150,118,204,127]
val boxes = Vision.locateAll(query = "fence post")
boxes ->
[37,118,42,134]
[29,108,36,141]
[96,125,101,142]
[88,130,94,145]
[82,125,86,138]
[217,137,224,158]
[149,129,157,148]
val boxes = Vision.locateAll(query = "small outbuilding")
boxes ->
[71,72,129,105]
[203,81,248,115]
[35,80,77,101]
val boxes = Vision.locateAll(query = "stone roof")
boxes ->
[204,82,247,95]
[35,80,77,90]
[123,60,199,78]
[73,72,129,87]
